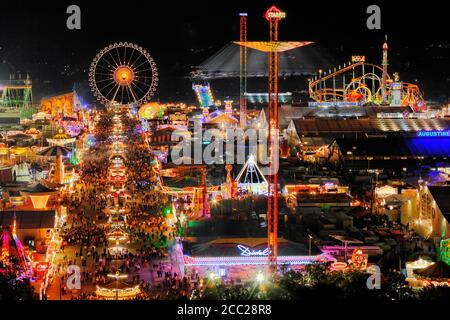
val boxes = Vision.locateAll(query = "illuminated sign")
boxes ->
[390,82,402,90]
[351,56,365,63]
[417,130,450,137]
[265,6,286,20]
[308,101,362,107]
[377,112,403,119]
[237,245,270,256]
[266,11,286,19]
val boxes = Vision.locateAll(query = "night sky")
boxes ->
[0,0,449,103]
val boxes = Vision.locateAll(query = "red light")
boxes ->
[264,5,285,21]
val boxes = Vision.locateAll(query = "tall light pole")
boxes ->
[239,13,248,129]
[318,69,323,94]
[381,36,389,105]
[266,5,283,274]
[308,234,312,258]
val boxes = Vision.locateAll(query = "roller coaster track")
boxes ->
[309,62,388,102]
[309,61,425,110]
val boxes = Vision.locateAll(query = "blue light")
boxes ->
[192,83,213,107]
[409,138,450,157]
[417,130,450,137]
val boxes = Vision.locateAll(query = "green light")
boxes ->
[162,207,171,216]
[440,239,450,266]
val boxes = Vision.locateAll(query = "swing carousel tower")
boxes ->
[235,5,313,272]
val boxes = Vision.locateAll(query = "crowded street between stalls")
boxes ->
[1,2,450,308]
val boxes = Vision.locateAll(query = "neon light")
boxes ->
[439,239,450,266]
[308,101,363,107]
[12,230,33,276]
[351,56,365,63]
[1,232,9,263]
[183,254,332,266]
[417,130,450,137]
[330,262,349,271]
[351,247,368,270]
[192,83,214,107]
[237,245,270,256]
[265,5,286,20]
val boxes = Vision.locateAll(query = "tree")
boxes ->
[381,271,416,300]
[191,283,252,300]
[0,272,37,301]
[277,265,344,300]
[418,285,450,301]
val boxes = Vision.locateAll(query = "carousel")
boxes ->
[46,129,76,146]
[95,271,140,300]
[107,224,129,243]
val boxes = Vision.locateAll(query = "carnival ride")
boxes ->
[0,215,33,278]
[308,43,425,110]
[0,75,35,119]
[192,82,214,108]
[235,155,268,195]
[235,5,313,272]
[95,271,140,300]
[160,163,210,219]
[46,129,76,146]
[239,13,248,128]
[138,102,166,120]
[89,42,158,106]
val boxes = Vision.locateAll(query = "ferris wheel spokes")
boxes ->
[89,42,158,107]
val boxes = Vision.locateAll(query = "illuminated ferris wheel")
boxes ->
[89,42,158,106]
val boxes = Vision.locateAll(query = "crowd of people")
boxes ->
[54,110,193,300]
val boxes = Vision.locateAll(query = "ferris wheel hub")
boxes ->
[114,66,134,86]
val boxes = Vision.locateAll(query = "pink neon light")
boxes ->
[183,254,332,266]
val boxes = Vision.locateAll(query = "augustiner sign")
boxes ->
[417,130,450,137]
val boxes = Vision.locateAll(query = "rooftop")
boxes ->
[294,118,450,137]
[0,210,55,229]
[183,237,321,257]
[297,193,353,204]
[334,138,450,158]
[428,186,450,219]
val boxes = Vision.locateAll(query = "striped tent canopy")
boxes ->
[37,146,71,157]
